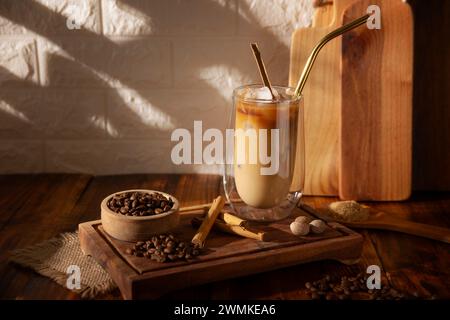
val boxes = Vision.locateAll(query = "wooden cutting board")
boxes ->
[79,210,362,299]
[289,0,356,196]
[340,0,413,200]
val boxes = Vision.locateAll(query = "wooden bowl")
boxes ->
[101,189,180,242]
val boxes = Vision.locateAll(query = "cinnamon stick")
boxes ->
[179,199,243,214]
[219,211,248,228]
[191,196,225,248]
[250,43,276,100]
[191,217,267,242]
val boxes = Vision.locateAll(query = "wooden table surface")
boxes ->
[0,174,449,300]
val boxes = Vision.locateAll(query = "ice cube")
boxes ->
[244,86,279,101]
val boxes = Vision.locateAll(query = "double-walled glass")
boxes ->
[223,85,305,221]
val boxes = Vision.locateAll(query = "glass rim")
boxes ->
[233,84,303,104]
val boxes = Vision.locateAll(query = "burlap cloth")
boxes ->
[10,232,117,299]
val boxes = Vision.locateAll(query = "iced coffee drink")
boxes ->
[224,84,304,221]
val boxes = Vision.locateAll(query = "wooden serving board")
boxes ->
[289,0,356,196]
[340,0,413,200]
[79,209,363,299]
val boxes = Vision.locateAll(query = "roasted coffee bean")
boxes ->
[303,272,413,300]
[168,254,176,261]
[127,234,202,263]
[163,248,172,254]
[108,191,174,217]
[311,292,320,300]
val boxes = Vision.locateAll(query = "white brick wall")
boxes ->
[0,0,313,175]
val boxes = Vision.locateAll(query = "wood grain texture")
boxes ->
[1,174,449,299]
[409,0,450,191]
[340,0,413,200]
[363,195,450,298]
[304,203,450,244]
[289,0,356,196]
[79,213,363,299]
[312,2,334,28]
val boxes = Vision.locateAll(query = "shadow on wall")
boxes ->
[0,0,297,174]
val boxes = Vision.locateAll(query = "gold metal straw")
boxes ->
[293,14,370,98]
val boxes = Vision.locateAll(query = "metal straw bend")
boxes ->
[294,14,370,98]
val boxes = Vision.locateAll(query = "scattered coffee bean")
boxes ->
[304,272,414,300]
[311,292,320,300]
[126,233,202,263]
[108,191,174,217]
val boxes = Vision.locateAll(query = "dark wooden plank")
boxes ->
[71,173,222,225]
[1,174,449,300]
[0,174,91,299]
[366,193,450,298]
[0,174,91,229]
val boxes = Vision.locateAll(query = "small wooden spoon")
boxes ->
[300,203,450,244]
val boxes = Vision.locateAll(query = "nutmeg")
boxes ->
[290,221,310,236]
[309,219,326,234]
[295,216,312,224]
